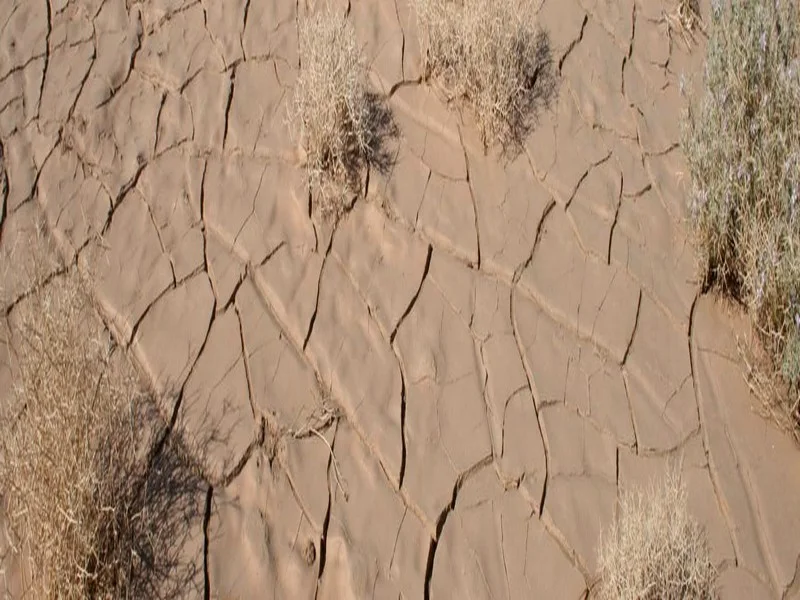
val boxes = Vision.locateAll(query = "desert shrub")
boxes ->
[665,0,703,47]
[291,10,396,219]
[598,468,717,600]
[0,274,204,598]
[413,0,556,151]
[683,0,800,428]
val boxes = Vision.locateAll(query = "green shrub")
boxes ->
[683,0,800,428]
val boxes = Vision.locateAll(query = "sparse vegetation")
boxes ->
[0,273,204,598]
[598,468,717,600]
[665,0,703,47]
[413,0,556,151]
[683,0,800,433]
[291,9,396,219]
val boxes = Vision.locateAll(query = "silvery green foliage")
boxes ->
[684,0,800,403]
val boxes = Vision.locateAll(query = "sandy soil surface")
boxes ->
[1,0,800,598]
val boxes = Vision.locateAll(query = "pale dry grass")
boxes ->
[0,273,204,598]
[665,0,703,47]
[291,9,396,219]
[598,468,717,600]
[413,0,556,151]
[683,0,800,434]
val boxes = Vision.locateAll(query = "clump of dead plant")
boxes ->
[413,0,556,152]
[0,273,205,598]
[291,9,396,219]
[598,467,717,600]
[665,0,704,47]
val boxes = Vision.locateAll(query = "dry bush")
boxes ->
[0,273,205,598]
[413,0,556,151]
[291,9,396,219]
[665,0,703,47]
[598,468,717,600]
[683,0,800,432]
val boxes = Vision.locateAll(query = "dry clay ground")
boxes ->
[1,0,800,597]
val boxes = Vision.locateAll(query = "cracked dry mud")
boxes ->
[1,0,800,598]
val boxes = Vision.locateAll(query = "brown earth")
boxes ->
[1,0,800,598]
